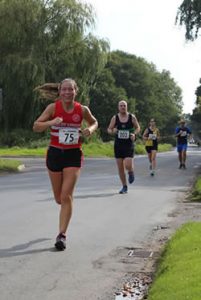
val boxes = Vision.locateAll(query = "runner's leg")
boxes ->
[48,170,62,204]
[182,150,186,164]
[145,147,152,169]
[116,158,127,186]
[151,150,157,170]
[124,157,135,183]
[124,157,134,173]
[178,149,182,168]
[182,149,187,168]
[59,167,81,234]
[148,152,152,169]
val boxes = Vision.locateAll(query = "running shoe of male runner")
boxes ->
[119,185,128,194]
[128,171,135,184]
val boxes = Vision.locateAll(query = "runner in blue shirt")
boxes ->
[175,119,192,169]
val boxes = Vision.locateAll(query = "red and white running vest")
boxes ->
[50,100,83,149]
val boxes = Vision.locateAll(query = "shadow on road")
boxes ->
[0,238,53,258]
[75,192,117,199]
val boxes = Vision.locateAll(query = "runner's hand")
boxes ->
[51,117,63,125]
[113,128,118,134]
[82,128,91,137]
[130,133,136,142]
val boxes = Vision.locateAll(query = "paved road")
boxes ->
[0,147,200,300]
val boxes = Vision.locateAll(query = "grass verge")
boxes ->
[0,159,22,172]
[148,222,201,300]
[0,147,47,157]
[0,142,173,172]
[0,142,173,158]
[191,176,201,201]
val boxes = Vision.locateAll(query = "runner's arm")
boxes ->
[82,106,98,137]
[175,127,182,137]
[131,114,141,135]
[143,128,149,140]
[33,103,60,132]
[107,116,117,135]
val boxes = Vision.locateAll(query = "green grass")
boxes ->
[0,147,47,157]
[0,143,115,157]
[82,142,114,157]
[0,142,173,158]
[158,143,173,152]
[148,222,201,300]
[191,176,201,201]
[0,142,173,172]
[0,158,22,172]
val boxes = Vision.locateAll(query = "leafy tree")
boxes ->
[89,68,128,140]
[148,70,183,136]
[71,34,109,104]
[195,78,201,101]
[0,0,46,131]
[0,0,109,132]
[105,51,182,137]
[176,0,201,40]
[191,79,201,140]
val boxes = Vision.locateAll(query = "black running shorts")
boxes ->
[114,144,134,159]
[145,145,158,153]
[46,146,83,172]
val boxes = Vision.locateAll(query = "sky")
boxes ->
[83,0,201,114]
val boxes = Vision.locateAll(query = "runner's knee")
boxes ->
[60,193,73,204]
[55,196,61,205]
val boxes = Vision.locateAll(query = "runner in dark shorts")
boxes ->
[143,119,160,176]
[175,119,192,169]
[107,100,140,194]
[46,147,83,171]
[33,78,98,251]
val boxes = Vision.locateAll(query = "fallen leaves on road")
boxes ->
[115,273,152,299]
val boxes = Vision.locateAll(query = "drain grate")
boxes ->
[125,247,157,258]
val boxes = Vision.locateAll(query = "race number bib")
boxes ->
[118,130,130,139]
[59,128,79,145]
[149,133,156,140]
[181,131,187,137]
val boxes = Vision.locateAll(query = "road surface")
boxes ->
[0,146,200,299]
